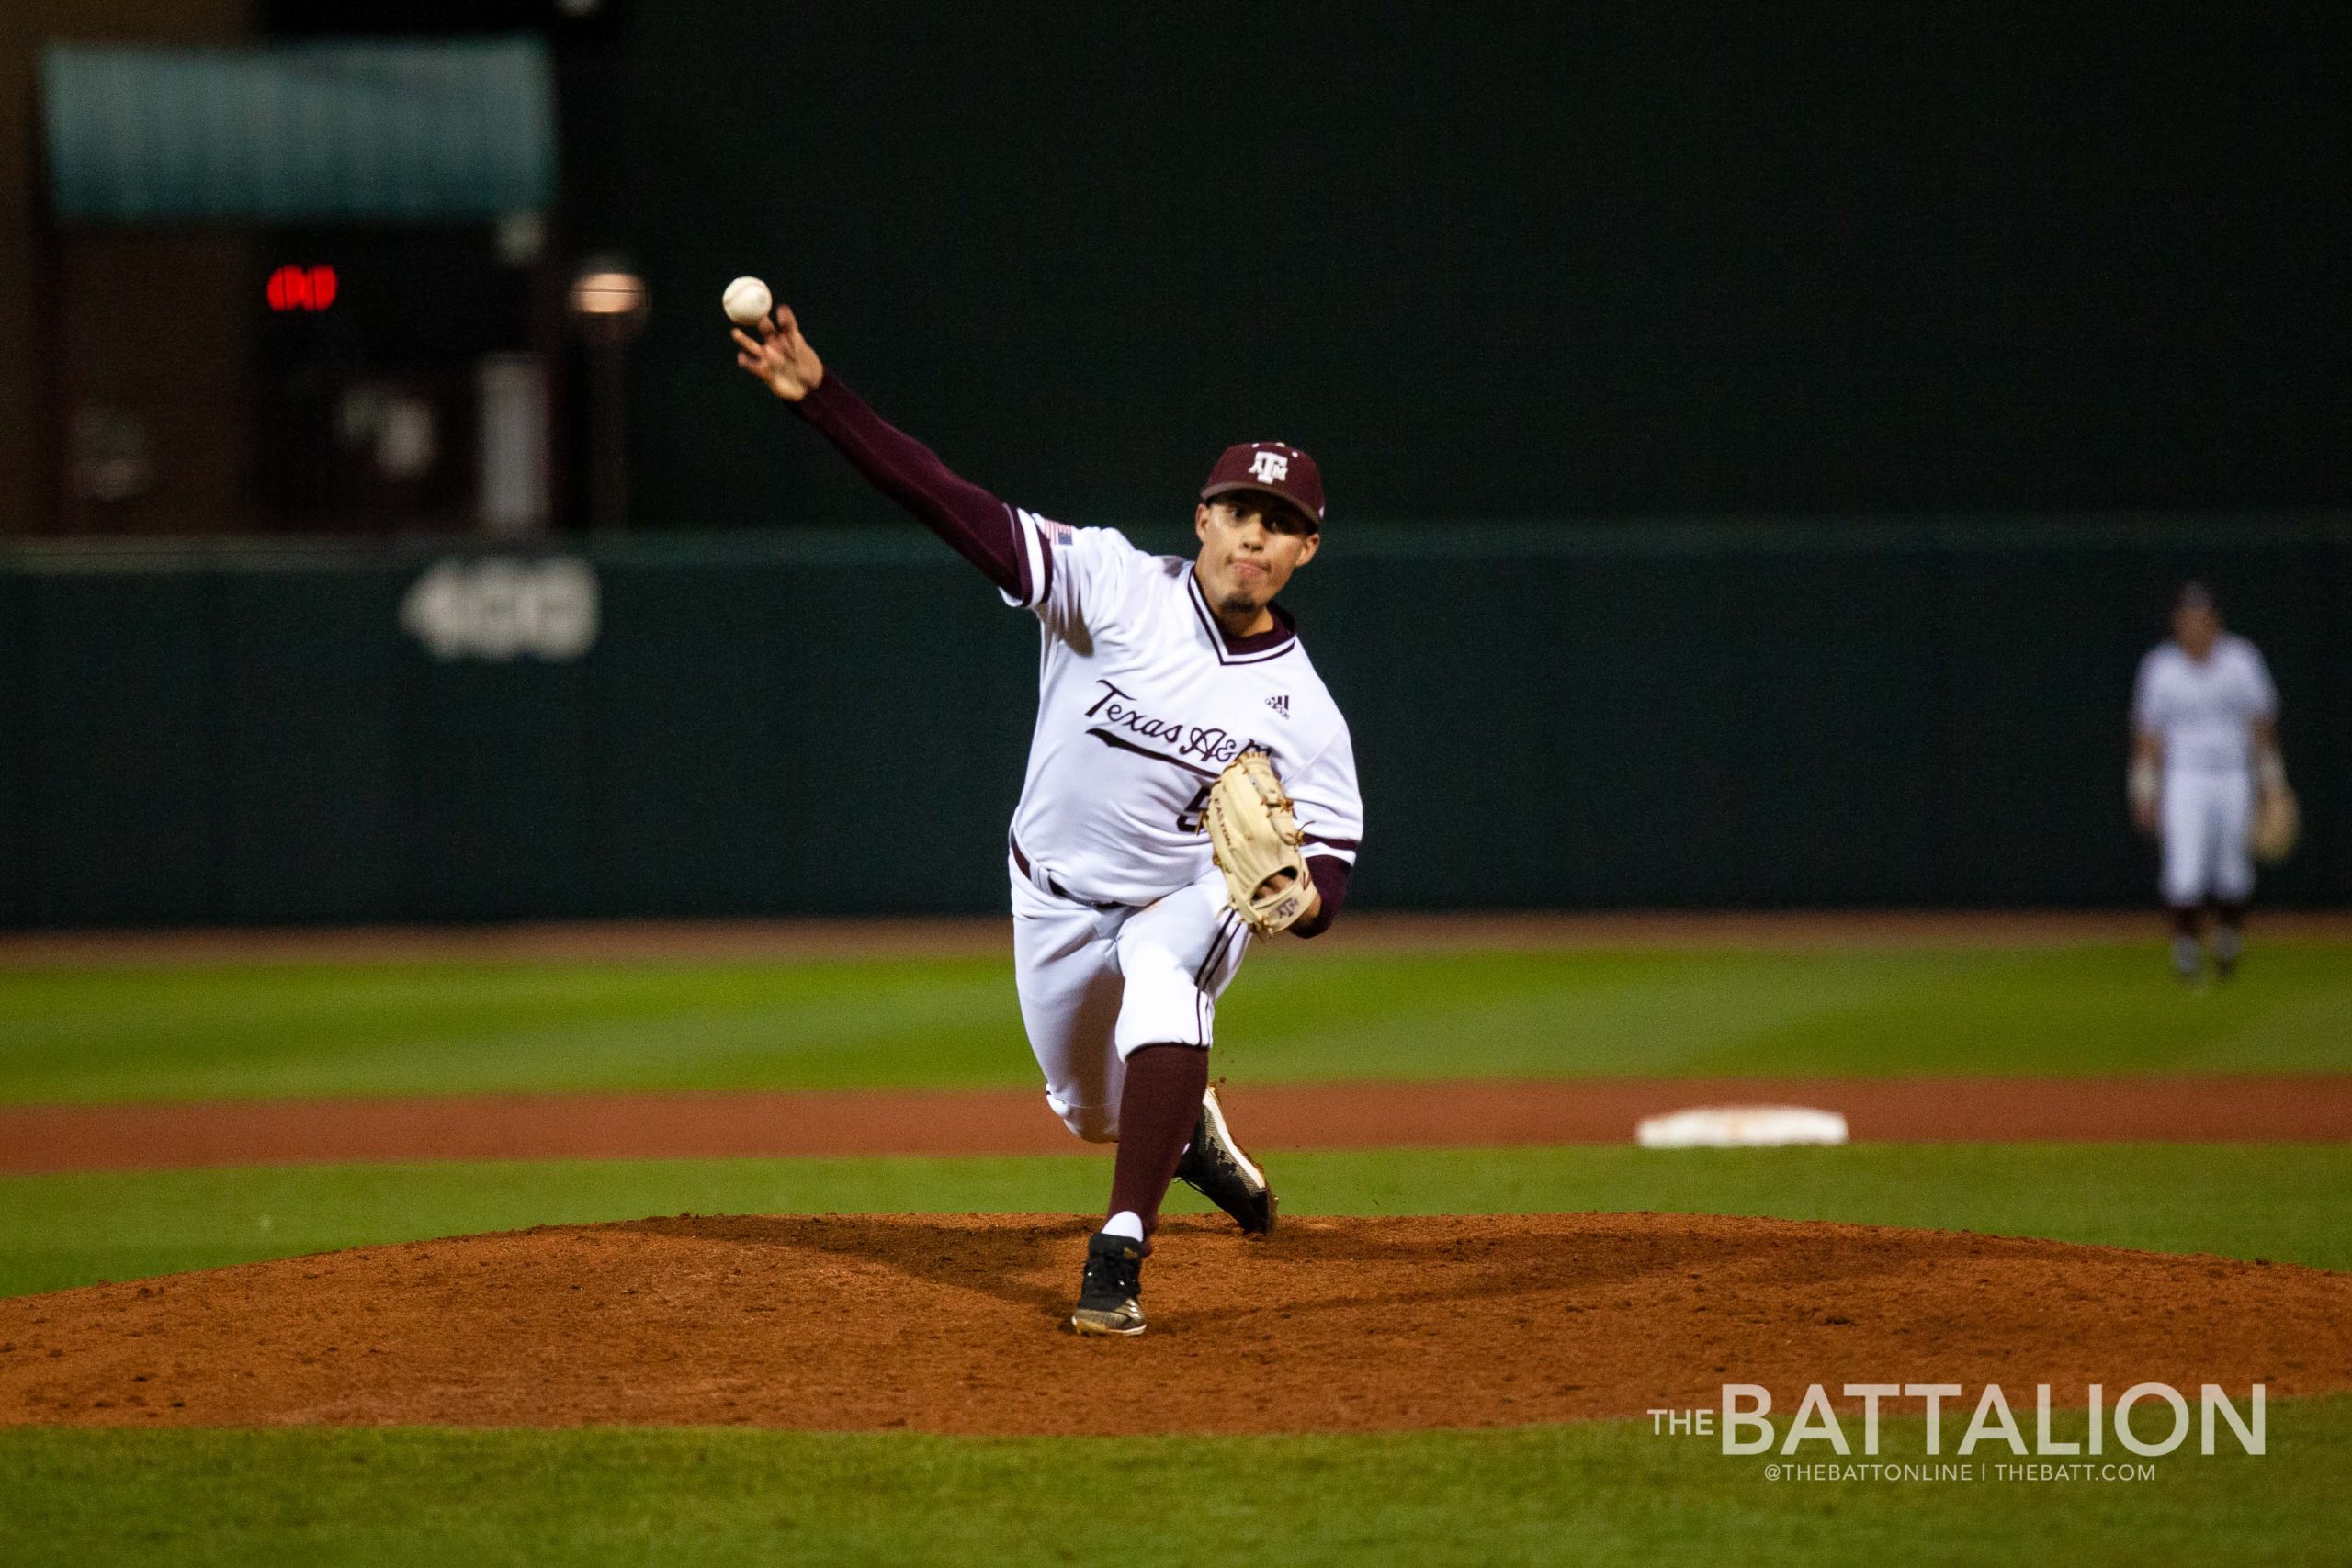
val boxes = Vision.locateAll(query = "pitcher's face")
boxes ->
[1193,492,1319,615]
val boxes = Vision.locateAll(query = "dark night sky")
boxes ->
[279,1,2352,526]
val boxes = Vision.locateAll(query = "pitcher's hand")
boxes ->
[733,305,825,401]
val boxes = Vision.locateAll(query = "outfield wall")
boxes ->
[2,517,2346,927]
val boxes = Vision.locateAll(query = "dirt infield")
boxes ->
[6,909,2349,967]
[3,1213,2345,1435]
[6,1076,2348,1174]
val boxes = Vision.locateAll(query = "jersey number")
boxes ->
[1177,782,1212,834]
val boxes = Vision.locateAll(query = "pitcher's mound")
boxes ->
[5,1213,2347,1435]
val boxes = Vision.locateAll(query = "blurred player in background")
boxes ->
[2130,583,2290,981]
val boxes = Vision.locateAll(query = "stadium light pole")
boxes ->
[566,259,648,532]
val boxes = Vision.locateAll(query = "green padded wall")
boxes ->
[1,518,2344,927]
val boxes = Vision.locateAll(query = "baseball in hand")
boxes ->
[722,276,774,328]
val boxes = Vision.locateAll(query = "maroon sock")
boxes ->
[1106,1043,1209,1235]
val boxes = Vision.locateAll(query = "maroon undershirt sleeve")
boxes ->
[791,374,1023,597]
[1293,855,1351,939]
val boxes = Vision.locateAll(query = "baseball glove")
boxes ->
[2251,785,2301,864]
[1203,750,1313,935]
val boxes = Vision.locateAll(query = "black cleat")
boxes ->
[1069,1231,1146,1337]
[1174,1085,1277,1235]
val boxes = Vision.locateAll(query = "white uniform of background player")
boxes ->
[2130,583,2284,979]
[1001,510,1363,1140]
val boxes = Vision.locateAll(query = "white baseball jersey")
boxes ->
[996,510,1363,909]
[2132,635,2277,774]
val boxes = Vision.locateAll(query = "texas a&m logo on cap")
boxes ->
[1202,440,1325,526]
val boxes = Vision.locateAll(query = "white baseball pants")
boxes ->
[2160,767,2255,906]
[1010,860,1249,1144]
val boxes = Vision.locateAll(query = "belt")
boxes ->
[1010,834,1128,911]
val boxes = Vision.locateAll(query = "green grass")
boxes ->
[5,942,2345,1563]
[6,1142,2346,1300]
[3,941,2349,1103]
[2,1399,2344,1566]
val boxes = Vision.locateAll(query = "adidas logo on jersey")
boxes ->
[1265,694,1290,717]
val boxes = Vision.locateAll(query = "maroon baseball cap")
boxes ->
[1201,441,1325,529]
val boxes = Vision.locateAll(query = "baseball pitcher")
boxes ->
[2130,582,2291,981]
[735,304,1363,1335]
